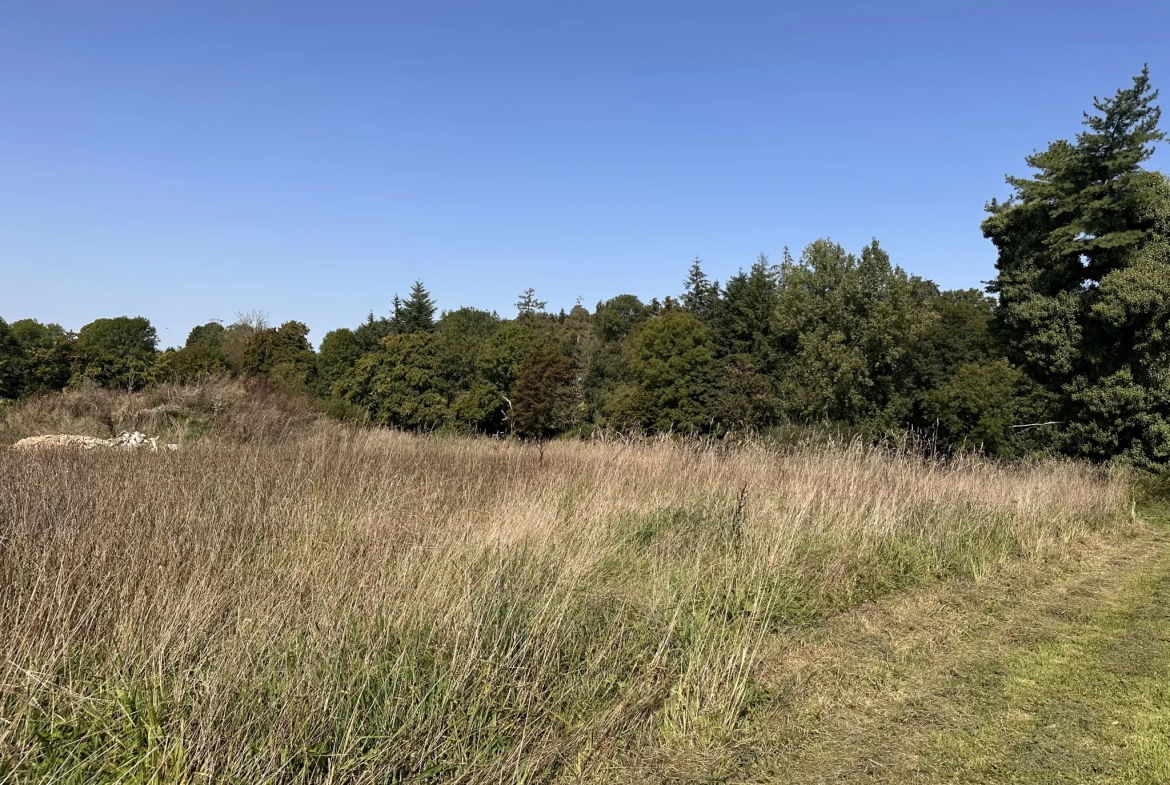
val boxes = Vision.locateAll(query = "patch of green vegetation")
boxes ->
[9,679,188,784]
[1135,470,1170,523]
[924,554,1170,783]
[623,504,713,548]
[613,500,1039,639]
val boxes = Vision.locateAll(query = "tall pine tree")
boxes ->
[985,67,1170,463]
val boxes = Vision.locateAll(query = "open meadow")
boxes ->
[3,14,1169,783]
[2,398,1154,782]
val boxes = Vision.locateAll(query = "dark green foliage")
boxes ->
[515,287,547,318]
[241,321,317,393]
[617,310,714,433]
[160,321,231,382]
[986,67,1170,464]
[9,319,74,395]
[774,240,935,428]
[923,360,1023,455]
[316,328,365,393]
[185,321,226,350]
[396,280,437,334]
[73,316,159,390]
[449,379,507,432]
[903,288,1023,448]
[681,258,718,320]
[911,289,997,390]
[434,308,502,389]
[353,311,396,351]
[593,294,650,345]
[711,253,779,366]
[511,346,578,439]
[708,355,776,431]
[433,309,507,432]
[334,332,450,429]
[0,318,25,399]
[168,344,230,383]
[582,296,650,425]
[476,319,553,398]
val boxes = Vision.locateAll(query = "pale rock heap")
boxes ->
[12,431,180,452]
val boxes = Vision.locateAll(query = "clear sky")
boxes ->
[2,1,1167,348]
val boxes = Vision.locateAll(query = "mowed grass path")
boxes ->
[745,519,1170,783]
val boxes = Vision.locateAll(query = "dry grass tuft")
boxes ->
[0,425,1132,782]
[0,379,322,446]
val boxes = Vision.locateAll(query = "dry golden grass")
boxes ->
[0,379,322,447]
[0,420,1132,782]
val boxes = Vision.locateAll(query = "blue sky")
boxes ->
[1,1,1167,348]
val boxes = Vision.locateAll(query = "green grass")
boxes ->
[924,539,1170,783]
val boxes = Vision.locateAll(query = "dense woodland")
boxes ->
[3,71,1169,465]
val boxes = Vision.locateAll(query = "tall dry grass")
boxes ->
[0,428,1130,782]
[0,379,322,447]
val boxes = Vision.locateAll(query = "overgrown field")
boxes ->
[0,427,1133,782]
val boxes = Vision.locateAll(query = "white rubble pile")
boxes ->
[12,431,179,452]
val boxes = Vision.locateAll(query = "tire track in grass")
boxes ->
[741,523,1170,784]
[924,541,1170,783]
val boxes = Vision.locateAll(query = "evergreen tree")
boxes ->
[515,288,547,318]
[353,311,396,351]
[396,281,437,334]
[334,332,450,430]
[711,253,780,375]
[985,68,1170,463]
[681,258,718,319]
[511,346,578,439]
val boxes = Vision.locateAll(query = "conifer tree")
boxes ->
[511,346,577,440]
[711,253,778,363]
[354,311,396,351]
[396,281,437,334]
[985,67,1170,463]
[681,258,717,319]
[515,288,547,318]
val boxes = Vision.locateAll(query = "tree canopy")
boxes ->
[3,71,1166,465]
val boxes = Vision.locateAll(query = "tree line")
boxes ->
[2,70,1168,464]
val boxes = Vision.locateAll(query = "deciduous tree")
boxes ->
[74,316,159,390]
